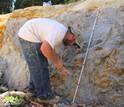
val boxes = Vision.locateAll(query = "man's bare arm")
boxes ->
[40,40,63,70]
[40,40,71,79]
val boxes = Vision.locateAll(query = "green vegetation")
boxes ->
[15,0,79,9]
[15,0,40,9]
[4,95,24,105]
[0,0,12,14]
[0,0,80,14]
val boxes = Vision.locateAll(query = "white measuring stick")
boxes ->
[72,9,100,103]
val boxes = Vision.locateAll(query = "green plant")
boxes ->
[4,95,23,105]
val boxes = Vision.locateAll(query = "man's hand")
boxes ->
[59,67,71,80]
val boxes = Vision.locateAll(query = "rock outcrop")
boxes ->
[0,0,124,107]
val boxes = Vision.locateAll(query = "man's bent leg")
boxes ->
[34,42,53,99]
[19,37,52,99]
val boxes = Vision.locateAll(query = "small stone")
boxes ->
[53,104,58,107]
[0,86,8,93]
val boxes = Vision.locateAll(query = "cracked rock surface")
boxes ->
[0,0,124,107]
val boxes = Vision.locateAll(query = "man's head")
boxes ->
[63,31,76,46]
[63,27,80,48]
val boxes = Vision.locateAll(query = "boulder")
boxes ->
[0,0,124,106]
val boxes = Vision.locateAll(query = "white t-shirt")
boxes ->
[18,18,67,49]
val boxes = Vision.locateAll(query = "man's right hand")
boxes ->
[55,62,71,79]
[59,67,71,80]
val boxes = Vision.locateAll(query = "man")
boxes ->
[18,18,79,103]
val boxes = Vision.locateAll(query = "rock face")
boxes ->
[0,0,124,107]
